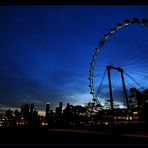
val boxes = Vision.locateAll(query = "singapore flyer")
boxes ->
[88,18,148,111]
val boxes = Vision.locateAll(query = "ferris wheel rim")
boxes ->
[88,17,148,108]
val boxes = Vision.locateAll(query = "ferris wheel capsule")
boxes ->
[92,98,97,101]
[95,47,100,51]
[133,17,140,24]
[110,28,115,33]
[99,40,105,45]
[117,23,122,29]
[124,19,131,25]
[104,33,110,40]
[90,91,95,94]
[142,18,148,27]
[142,18,148,24]
[88,77,93,80]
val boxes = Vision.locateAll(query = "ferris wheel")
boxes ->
[88,17,148,110]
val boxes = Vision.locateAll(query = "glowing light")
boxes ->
[38,110,45,116]
[133,111,138,115]
[105,122,108,125]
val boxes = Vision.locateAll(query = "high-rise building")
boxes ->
[24,103,30,119]
[21,105,25,115]
[56,107,60,115]
[30,103,34,114]
[46,103,50,118]
[59,102,63,113]
[66,103,70,109]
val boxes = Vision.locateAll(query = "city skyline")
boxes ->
[0,6,148,111]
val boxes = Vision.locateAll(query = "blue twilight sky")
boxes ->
[0,6,148,110]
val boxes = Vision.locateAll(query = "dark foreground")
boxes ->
[0,126,148,145]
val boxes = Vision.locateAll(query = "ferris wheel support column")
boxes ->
[106,66,114,111]
[120,70,129,108]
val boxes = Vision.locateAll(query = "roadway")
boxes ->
[48,128,148,144]
[0,127,148,144]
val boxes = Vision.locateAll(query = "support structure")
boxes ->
[106,66,129,110]
[106,66,114,111]
[120,70,129,108]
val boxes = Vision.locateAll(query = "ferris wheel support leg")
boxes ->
[121,71,129,108]
[106,66,114,111]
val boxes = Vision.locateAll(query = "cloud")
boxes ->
[0,73,69,109]
[0,58,91,111]
[0,61,68,109]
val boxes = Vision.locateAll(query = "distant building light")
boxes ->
[42,122,48,126]
[133,111,138,115]
[105,122,108,125]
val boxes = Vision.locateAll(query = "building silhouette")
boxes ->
[30,103,35,115]
[46,103,50,119]
[59,102,63,114]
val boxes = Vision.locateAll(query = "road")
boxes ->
[47,128,148,144]
[0,127,148,144]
